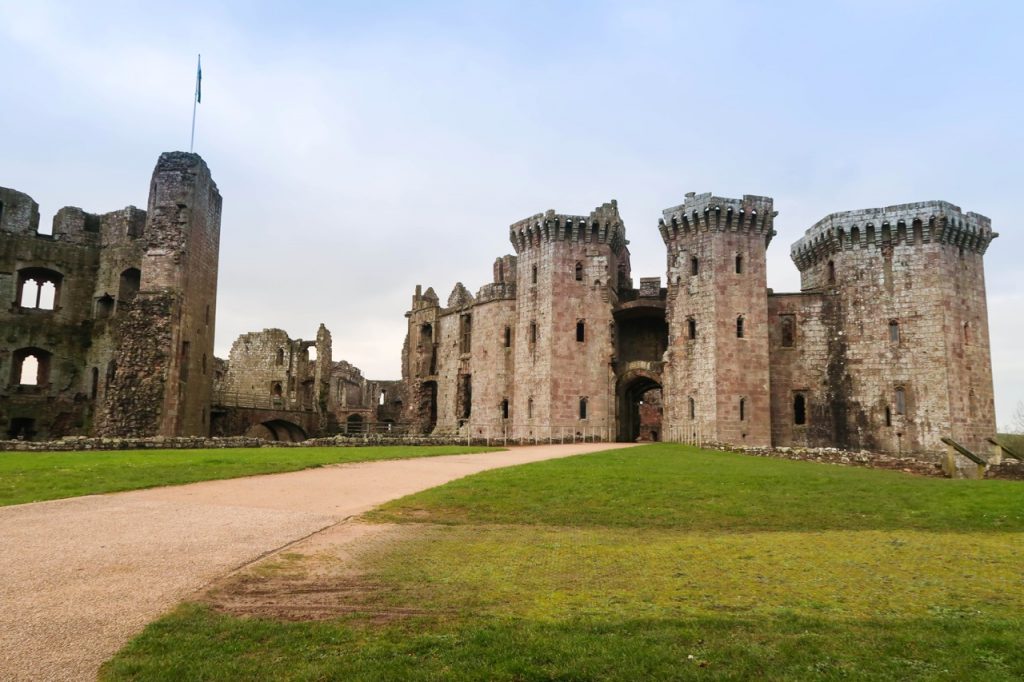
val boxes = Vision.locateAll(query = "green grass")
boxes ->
[103,444,1024,680]
[0,445,499,506]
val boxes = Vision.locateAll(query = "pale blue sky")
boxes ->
[1,1,1021,427]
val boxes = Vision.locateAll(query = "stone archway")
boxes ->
[246,419,308,443]
[617,371,663,443]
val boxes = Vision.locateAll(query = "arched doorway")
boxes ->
[345,413,365,434]
[245,419,307,442]
[617,373,663,443]
[417,380,438,433]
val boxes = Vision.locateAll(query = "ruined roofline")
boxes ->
[509,199,626,252]
[790,200,997,270]
[658,192,777,246]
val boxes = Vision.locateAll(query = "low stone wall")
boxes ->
[720,444,947,477]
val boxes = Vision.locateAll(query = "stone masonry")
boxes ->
[402,194,998,454]
[1,152,221,440]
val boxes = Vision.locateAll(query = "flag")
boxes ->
[195,54,202,104]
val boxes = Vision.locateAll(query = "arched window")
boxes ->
[889,320,900,344]
[272,382,283,398]
[16,268,63,310]
[118,268,141,303]
[579,397,588,420]
[736,316,745,339]
[793,393,806,425]
[576,320,585,343]
[11,348,52,386]
[687,317,697,340]
[688,396,696,420]
[574,262,583,281]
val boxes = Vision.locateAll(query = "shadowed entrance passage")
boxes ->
[618,375,662,442]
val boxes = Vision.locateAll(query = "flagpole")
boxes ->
[190,54,201,153]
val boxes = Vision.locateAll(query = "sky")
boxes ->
[1,0,1021,429]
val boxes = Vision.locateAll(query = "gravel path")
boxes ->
[0,442,635,681]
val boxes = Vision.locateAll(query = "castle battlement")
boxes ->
[659,192,776,246]
[509,200,625,252]
[791,200,997,270]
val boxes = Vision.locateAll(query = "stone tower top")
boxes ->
[509,199,625,252]
[658,192,777,246]
[790,200,997,270]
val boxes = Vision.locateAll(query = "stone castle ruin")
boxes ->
[1,152,399,443]
[0,154,999,454]
[403,192,997,454]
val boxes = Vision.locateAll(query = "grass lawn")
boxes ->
[0,445,500,507]
[103,444,1024,680]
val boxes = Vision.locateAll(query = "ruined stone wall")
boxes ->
[660,193,774,446]
[790,201,997,453]
[97,152,221,437]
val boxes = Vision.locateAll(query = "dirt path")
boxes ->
[0,443,635,681]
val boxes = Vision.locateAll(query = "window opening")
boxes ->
[885,406,892,427]
[460,314,472,353]
[736,316,745,339]
[889,320,900,344]
[895,387,906,415]
[530,321,538,344]
[735,254,743,274]
[690,256,699,276]
[687,317,697,340]
[501,399,509,420]
[575,262,583,281]
[739,397,746,421]
[827,260,836,285]
[118,268,141,303]
[276,348,284,366]
[579,397,588,420]
[688,397,695,420]
[576,320,585,342]
[793,393,807,425]
[780,315,795,347]
[504,326,512,348]
[531,264,538,284]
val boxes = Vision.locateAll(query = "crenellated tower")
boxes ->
[660,192,776,446]
[788,201,997,453]
[508,200,627,439]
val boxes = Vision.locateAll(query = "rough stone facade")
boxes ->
[0,152,221,440]
[402,194,998,454]
[214,325,403,440]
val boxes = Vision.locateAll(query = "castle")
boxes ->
[1,152,221,440]
[401,192,998,454]
[1,154,999,454]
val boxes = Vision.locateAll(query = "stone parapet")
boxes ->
[509,200,625,252]
[659,192,776,247]
[791,200,996,270]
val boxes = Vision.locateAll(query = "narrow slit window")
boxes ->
[735,254,743,274]
[531,264,538,284]
[889,320,900,344]
[690,256,699,276]
[827,260,836,285]
[736,316,745,339]
[793,393,806,425]
[687,317,697,340]
[530,321,538,344]
[576,320,585,342]
[501,398,509,420]
[688,396,696,420]
[780,315,795,347]
[895,387,906,415]
[579,397,588,420]
[574,262,583,281]
[504,326,512,348]
[739,397,746,421]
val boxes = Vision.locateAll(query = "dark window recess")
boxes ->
[504,326,512,348]
[118,268,141,303]
[895,387,906,415]
[579,398,588,420]
[531,265,538,284]
[889,320,900,343]
[460,314,472,353]
[575,262,583,281]
[95,295,115,319]
[527,397,534,419]
[690,256,699,276]
[576,320,585,342]
[530,321,538,344]
[501,399,509,420]
[885,406,892,426]
[827,260,836,285]
[458,374,472,419]
[739,397,746,421]
[276,348,285,366]
[687,317,697,340]
[179,341,191,382]
[688,397,696,420]
[735,254,743,274]
[793,393,806,425]
[736,316,745,339]
[91,367,99,399]
[780,315,795,347]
